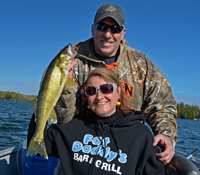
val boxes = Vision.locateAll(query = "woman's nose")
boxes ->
[96,89,104,99]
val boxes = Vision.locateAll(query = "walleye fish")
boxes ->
[27,44,77,159]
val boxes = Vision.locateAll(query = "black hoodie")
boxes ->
[42,108,165,175]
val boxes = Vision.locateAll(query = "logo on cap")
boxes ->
[105,6,116,12]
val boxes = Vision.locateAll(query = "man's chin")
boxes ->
[100,49,114,57]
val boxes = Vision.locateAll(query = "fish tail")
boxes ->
[26,136,48,159]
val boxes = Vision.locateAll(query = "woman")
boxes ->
[28,67,165,175]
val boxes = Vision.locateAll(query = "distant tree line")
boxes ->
[177,102,200,120]
[0,90,36,102]
[0,90,199,120]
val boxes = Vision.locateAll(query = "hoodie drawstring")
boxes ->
[97,120,108,165]
[111,123,121,158]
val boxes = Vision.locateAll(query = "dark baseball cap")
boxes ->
[94,4,125,26]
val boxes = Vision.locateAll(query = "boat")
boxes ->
[175,149,200,169]
[0,143,199,175]
[172,150,200,174]
[0,145,58,175]
[0,146,22,175]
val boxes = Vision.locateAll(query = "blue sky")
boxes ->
[0,0,200,106]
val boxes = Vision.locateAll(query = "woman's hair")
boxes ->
[85,67,135,116]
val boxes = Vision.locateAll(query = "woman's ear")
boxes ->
[117,86,121,96]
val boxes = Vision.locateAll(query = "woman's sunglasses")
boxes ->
[95,23,124,34]
[85,83,117,96]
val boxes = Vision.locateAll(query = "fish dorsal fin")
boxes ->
[32,68,48,123]
[39,68,48,89]
[31,97,38,123]
[32,68,47,123]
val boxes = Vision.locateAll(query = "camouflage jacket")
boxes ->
[55,38,178,143]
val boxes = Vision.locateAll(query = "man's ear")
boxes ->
[120,27,126,40]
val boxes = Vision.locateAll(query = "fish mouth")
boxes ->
[72,49,77,56]
[68,43,77,57]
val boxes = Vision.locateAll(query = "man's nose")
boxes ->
[103,28,113,38]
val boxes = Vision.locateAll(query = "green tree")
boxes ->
[0,90,36,102]
[177,102,200,120]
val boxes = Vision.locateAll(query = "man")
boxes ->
[55,3,177,166]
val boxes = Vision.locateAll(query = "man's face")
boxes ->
[92,17,126,57]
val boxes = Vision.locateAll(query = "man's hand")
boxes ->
[153,134,175,165]
[68,61,77,79]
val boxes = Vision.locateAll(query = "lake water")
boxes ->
[0,99,199,159]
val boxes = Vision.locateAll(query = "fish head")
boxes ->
[60,44,77,62]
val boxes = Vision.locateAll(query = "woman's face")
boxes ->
[86,75,121,117]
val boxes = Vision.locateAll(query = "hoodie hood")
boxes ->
[115,110,145,127]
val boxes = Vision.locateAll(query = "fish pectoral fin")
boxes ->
[31,97,37,113]
[47,109,57,124]
[64,77,77,89]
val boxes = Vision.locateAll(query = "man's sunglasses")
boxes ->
[85,83,117,96]
[95,23,124,34]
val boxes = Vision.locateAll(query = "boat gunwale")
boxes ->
[0,146,22,158]
[175,150,200,168]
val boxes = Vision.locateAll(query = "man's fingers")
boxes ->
[153,134,164,146]
[153,134,175,164]
[156,149,175,159]
[156,148,175,165]
[156,152,174,165]
[69,61,77,69]
[68,61,77,79]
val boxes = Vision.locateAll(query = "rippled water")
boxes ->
[176,118,200,158]
[0,99,200,159]
[0,99,32,149]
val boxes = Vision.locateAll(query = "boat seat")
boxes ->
[170,155,200,175]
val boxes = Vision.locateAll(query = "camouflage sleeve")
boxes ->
[142,55,178,143]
